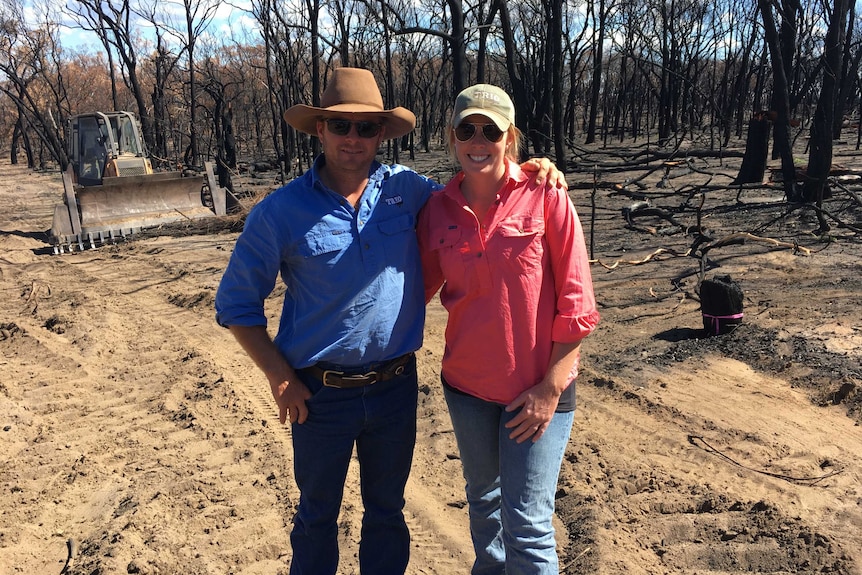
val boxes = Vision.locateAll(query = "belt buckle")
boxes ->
[322,369,378,388]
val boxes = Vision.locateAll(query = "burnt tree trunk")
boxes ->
[758,0,800,201]
[733,114,771,184]
[803,0,853,212]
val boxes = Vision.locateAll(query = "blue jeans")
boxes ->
[444,385,574,575]
[289,356,418,575]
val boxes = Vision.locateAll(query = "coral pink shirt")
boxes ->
[418,160,599,404]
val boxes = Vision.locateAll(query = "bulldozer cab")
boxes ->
[68,112,151,185]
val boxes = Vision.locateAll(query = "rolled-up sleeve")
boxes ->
[215,204,282,328]
[544,186,600,343]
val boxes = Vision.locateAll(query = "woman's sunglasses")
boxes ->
[325,119,382,138]
[454,122,505,143]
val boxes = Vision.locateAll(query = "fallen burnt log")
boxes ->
[693,232,812,257]
[589,231,811,271]
[621,201,688,234]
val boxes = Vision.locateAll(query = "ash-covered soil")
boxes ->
[1,138,860,575]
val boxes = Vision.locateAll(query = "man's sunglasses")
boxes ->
[325,119,382,138]
[454,122,505,143]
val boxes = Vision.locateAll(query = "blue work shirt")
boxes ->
[215,155,439,369]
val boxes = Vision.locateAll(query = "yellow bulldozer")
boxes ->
[50,111,227,253]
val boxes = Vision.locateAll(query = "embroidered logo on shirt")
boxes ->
[385,195,403,206]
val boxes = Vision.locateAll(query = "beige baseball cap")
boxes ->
[451,84,515,131]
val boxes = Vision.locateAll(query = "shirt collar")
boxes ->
[310,154,386,190]
[442,158,525,203]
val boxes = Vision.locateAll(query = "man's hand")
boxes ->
[227,324,312,425]
[520,157,568,189]
[269,374,312,424]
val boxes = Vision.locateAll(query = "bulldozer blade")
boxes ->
[205,162,227,216]
[51,166,85,253]
[50,168,225,252]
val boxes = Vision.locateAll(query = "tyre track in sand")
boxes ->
[19,235,472,574]
[553,360,862,575]
[3,240,296,573]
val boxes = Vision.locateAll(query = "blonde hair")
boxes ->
[447,123,524,163]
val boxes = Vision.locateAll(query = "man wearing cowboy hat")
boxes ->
[216,67,563,574]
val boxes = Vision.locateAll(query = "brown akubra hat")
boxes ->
[283,68,416,139]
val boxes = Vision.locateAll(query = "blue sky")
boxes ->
[48,0,261,53]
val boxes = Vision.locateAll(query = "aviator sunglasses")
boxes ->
[325,118,383,138]
[454,122,505,143]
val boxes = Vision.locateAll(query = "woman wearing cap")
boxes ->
[418,85,599,574]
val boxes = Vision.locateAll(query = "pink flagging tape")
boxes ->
[702,312,744,335]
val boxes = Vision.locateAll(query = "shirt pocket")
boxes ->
[429,225,467,254]
[296,229,353,293]
[495,216,545,273]
[430,225,473,281]
[300,229,352,259]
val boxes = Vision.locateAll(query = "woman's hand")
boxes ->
[505,341,581,443]
[504,380,562,443]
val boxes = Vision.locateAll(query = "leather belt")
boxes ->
[300,353,413,389]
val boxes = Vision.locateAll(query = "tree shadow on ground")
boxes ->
[654,326,705,342]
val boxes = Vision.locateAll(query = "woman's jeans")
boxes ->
[289,356,418,575]
[444,385,574,575]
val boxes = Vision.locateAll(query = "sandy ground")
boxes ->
[1,141,861,575]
